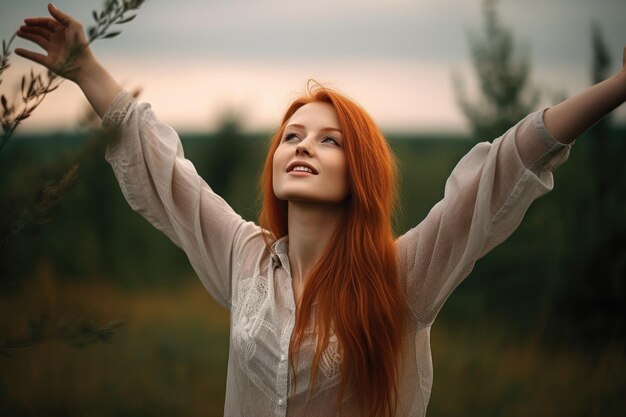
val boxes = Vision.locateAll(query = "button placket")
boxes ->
[270,262,292,416]
[276,343,290,411]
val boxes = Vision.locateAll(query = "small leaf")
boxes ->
[1,94,7,112]
[21,75,25,93]
[46,84,60,94]
[103,31,122,39]
[131,0,146,10]
[28,78,36,97]
[116,14,136,24]
[92,10,98,22]
[2,40,5,54]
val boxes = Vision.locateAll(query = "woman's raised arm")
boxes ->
[15,3,122,117]
[14,4,265,309]
[541,46,626,145]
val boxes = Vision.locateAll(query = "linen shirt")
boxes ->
[102,90,572,417]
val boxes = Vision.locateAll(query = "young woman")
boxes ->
[15,4,626,417]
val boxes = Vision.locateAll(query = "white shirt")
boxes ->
[102,90,572,416]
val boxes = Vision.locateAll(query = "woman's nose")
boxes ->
[295,137,313,156]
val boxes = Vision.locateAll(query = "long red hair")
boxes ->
[259,83,409,417]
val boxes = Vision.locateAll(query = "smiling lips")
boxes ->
[286,161,319,175]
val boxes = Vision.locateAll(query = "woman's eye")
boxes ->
[322,136,340,146]
[283,133,300,142]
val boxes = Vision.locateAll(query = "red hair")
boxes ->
[259,83,409,417]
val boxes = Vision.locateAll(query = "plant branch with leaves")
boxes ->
[0,0,145,152]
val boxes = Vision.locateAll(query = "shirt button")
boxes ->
[278,399,284,406]
[280,354,286,361]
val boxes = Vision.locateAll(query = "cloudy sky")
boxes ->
[1,0,625,134]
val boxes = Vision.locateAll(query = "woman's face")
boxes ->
[272,102,349,205]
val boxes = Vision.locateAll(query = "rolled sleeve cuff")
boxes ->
[101,90,135,131]
[530,109,573,173]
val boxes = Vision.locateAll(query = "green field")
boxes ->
[1,127,625,415]
[1,277,624,416]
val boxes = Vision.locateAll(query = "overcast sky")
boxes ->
[2,0,625,134]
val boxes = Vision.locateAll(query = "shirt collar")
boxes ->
[271,235,289,255]
[270,236,290,274]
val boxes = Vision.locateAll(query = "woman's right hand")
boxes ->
[15,3,95,84]
[14,3,121,118]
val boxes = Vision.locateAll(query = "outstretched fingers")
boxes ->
[14,48,48,67]
[13,4,85,73]
[16,29,49,51]
[48,3,73,27]
[23,17,63,32]
[19,24,52,41]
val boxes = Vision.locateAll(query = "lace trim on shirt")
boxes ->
[319,334,342,379]
[232,275,276,399]
[101,90,134,131]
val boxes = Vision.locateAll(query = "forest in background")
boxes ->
[2,120,625,333]
[1,123,625,416]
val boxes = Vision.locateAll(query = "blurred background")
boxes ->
[1,0,625,416]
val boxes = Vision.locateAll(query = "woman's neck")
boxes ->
[286,200,345,300]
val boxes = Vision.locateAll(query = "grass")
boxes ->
[0,264,230,417]
[429,321,626,417]
[1,263,624,416]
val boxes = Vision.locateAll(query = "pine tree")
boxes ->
[454,0,539,142]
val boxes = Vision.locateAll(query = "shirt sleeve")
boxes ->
[396,109,573,328]
[102,90,261,308]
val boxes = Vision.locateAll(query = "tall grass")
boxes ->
[1,261,229,417]
[430,321,625,417]
[2,262,624,416]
